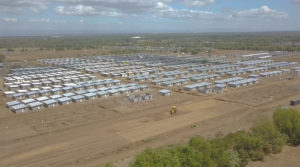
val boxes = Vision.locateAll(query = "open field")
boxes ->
[1,50,300,167]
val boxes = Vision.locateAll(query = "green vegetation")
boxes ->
[0,54,5,62]
[1,32,300,53]
[273,108,300,145]
[102,163,117,167]
[6,48,14,52]
[128,108,299,167]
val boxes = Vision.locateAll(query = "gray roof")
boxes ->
[87,89,98,93]
[36,96,49,101]
[76,90,87,95]
[98,87,109,91]
[43,99,58,105]
[71,95,84,100]
[50,94,63,99]
[13,93,25,97]
[6,101,20,107]
[26,91,38,95]
[63,86,73,90]
[11,104,27,110]
[214,84,227,88]
[58,97,71,102]
[39,89,50,94]
[28,101,43,107]
[84,93,97,97]
[51,88,61,92]
[159,89,171,94]
[22,99,36,104]
[63,93,75,97]
[96,91,108,95]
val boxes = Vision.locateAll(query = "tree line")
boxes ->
[1,32,300,52]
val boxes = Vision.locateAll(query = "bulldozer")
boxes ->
[169,106,177,115]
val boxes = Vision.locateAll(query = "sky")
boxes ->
[0,0,300,36]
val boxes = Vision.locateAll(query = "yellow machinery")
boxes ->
[170,106,177,115]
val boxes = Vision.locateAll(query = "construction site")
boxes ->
[1,51,300,167]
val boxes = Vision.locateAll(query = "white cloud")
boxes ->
[2,17,18,23]
[151,3,288,22]
[0,1,290,25]
[0,0,289,21]
[233,5,288,19]
[182,0,215,7]
[156,8,217,19]
[0,0,157,14]
[55,5,122,16]
[29,18,51,23]
[55,5,97,15]
[0,0,48,14]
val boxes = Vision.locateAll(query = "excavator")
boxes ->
[169,106,177,115]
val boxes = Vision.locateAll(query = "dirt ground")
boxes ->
[1,51,300,167]
[248,146,300,167]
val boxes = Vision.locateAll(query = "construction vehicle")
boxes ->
[169,106,177,115]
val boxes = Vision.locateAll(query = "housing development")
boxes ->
[4,53,300,113]
[1,0,300,166]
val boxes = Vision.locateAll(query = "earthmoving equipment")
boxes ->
[169,106,177,115]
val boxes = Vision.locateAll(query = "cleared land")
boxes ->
[1,52,300,167]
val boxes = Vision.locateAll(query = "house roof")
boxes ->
[96,91,108,95]
[63,93,75,97]
[76,90,87,95]
[58,97,71,102]
[84,93,97,97]
[159,89,171,94]
[71,95,84,100]
[43,99,58,105]
[6,101,20,107]
[50,95,63,99]
[36,96,49,101]
[22,99,36,104]
[28,101,43,107]
[12,104,27,110]
[87,89,98,93]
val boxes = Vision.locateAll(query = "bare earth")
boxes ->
[1,52,300,167]
[248,146,300,167]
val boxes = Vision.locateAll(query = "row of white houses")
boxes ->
[189,64,238,73]
[6,83,149,113]
[39,57,164,78]
[228,78,259,88]
[261,61,298,69]
[4,80,146,99]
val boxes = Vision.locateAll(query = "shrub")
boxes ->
[0,54,5,62]
[7,48,14,52]
[273,108,300,145]
[103,163,117,167]
[189,136,212,153]
[214,149,240,167]
[131,148,181,167]
[189,137,240,167]
[224,131,264,166]
[251,119,288,153]
[175,146,217,167]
